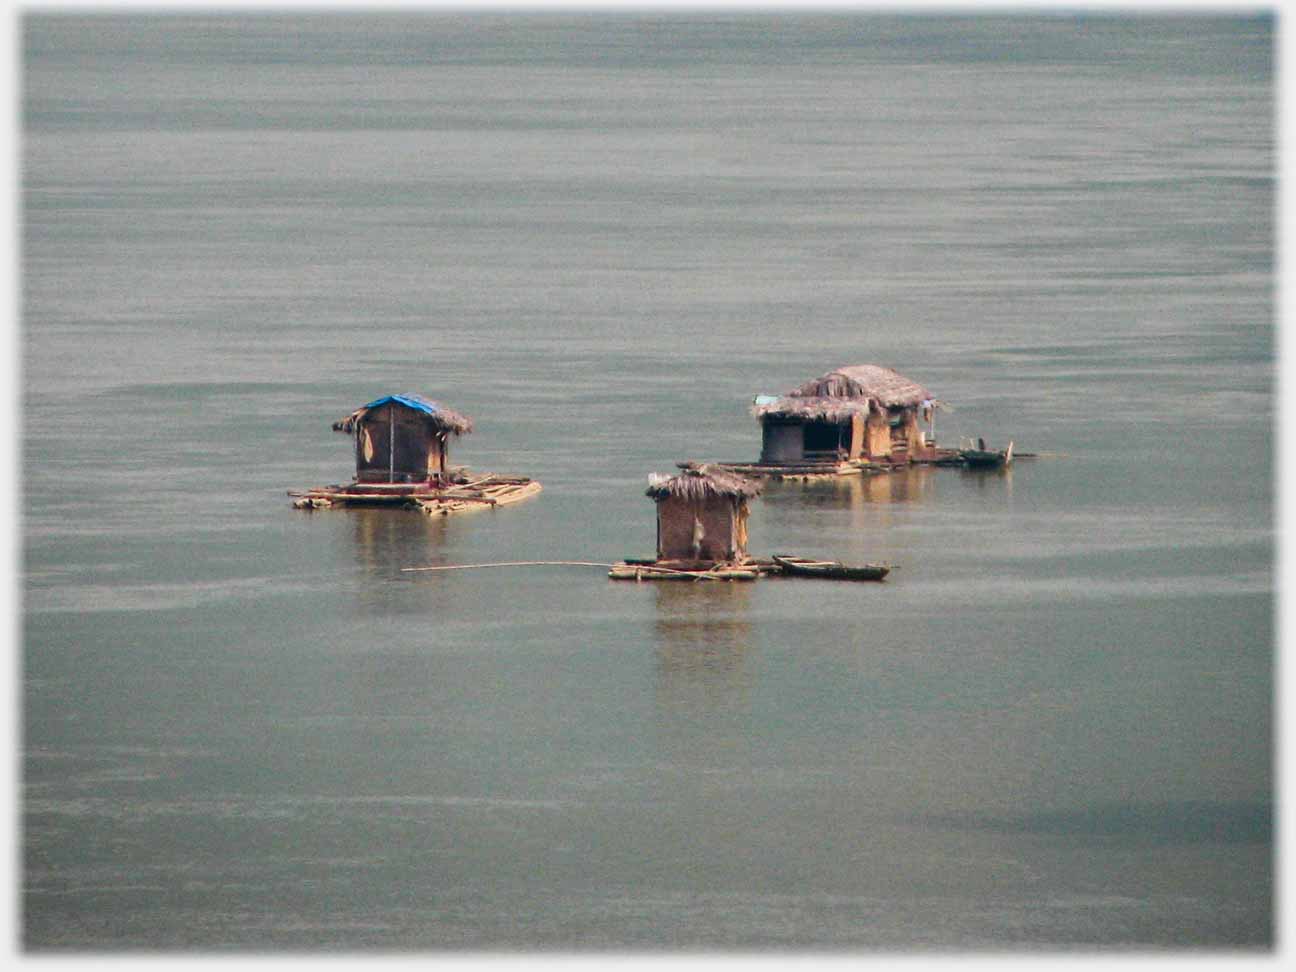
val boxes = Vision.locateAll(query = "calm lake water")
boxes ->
[21,12,1273,951]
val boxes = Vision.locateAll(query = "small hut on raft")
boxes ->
[648,464,763,564]
[754,364,943,466]
[291,392,540,514]
[331,392,473,484]
[608,464,891,580]
[610,465,765,580]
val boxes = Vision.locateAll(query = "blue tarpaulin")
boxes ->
[360,393,447,417]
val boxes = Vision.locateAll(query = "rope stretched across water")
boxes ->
[401,561,614,572]
[400,560,742,580]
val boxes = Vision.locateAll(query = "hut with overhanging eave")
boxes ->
[754,364,941,465]
[646,464,763,564]
[331,393,473,484]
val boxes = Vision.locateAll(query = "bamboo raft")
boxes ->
[608,559,765,581]
[677,459,890,481]
[290,474,542,516]
[677,451,973,481]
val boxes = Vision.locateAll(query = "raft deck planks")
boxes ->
[608,560,761,581]
[677,459,887,481]
[291,474,541,515]
[676,451,966,481]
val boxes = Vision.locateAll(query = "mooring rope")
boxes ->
[401,560,614,572]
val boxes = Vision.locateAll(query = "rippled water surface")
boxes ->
[22,12,1273,951]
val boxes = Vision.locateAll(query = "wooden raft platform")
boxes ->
[677,459,890,481]
[683,447,1037,479]
[677,454,965,481]
[290,474,541,516]
[608,559,764,581]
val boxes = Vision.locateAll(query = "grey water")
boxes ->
[21,11,1273,951]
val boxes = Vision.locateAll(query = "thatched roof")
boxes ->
[787,364,932,408]
[752,365,933,423]
[753,396,874,423]
[332,393,474,436]
[646,464,763,503]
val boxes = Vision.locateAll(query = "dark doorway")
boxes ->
[803,421,844,454]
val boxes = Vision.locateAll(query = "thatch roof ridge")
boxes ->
[646,464,763,502]
[332,392,474,436]
[787,364,931,407]
[753,396,874,423]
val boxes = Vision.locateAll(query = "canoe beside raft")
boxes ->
[959,441,1014,469]
[771,554,891,581]
[291,474,541,515]
[607,556,893,582]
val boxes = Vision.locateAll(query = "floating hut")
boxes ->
[291,392,541,514]
[685,364,951,480]
[756,364,942,466]
[332,393,473,484]
[610,465,768,580]
[649,464,762,564]
[609,464,891,581]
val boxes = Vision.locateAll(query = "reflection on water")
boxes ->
[855,466,940,506]
[959,464,1014,497]
[651,583,754,766]
[342,507,451,613]
[346,507,451,572]
[763,467,944,535]
[763,465,1017,528]
[765,467,938,511]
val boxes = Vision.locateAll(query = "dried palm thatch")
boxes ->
[646,464,763,502]
[752,396,874,422]
[331,393,474,436]
[787,364,931,408]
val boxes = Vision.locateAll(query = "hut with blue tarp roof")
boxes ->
[292,392,540,514]
[331,392,474,484]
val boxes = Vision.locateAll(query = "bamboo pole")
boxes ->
[449,475,497,490]
[401,560,739,580]
[402,561,614,572]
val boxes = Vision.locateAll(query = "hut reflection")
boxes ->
[960,463,1014,497]
[761,467,938,533]
[848,466,937,507]
[651,582,755,765]
[344,507,450,613]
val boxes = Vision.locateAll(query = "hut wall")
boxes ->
[760,422,804,463]
[864,413,892,460]
[418,434,446,478]
[353,404,443,483]
[656,496,744,562]
[902,409,926,460]
[848,413,865,459]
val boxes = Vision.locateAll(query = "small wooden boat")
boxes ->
[959,439,1013,469]
[771,554,891,581]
